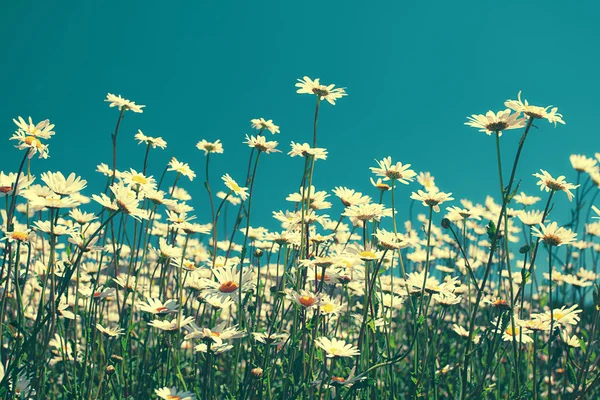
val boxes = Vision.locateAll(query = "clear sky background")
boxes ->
[1,1,599,229]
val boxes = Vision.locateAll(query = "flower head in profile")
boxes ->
[531,221,577,246]
[569,154,597,173]
[465,109,526,136]
[222,173,249,201]
[314,337,359,358]
[512,192,541,206]
[533,169,579,201]
[295,76,347,105]
[134,130,166,149]
[96,324,124,337]
[370,157,417,183]
[168,158,196,181]
[105,93,145,113]
[505,91,564,126]
[410,189,454,212]
[288,142,328,160]
[0,172,35,198]
[196,139,224,155]
[244,135,280,154]
[13,116,55,139]
[251,118,280,134]
[41,172,87,196]
[10,130,50,159]
[343,203,392,222]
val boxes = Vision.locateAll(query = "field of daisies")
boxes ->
[0,77,599,399]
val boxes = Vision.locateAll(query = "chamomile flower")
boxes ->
[13,116,55,139]
[314,337,359,358]
[531,222,577,246]
[168,158,196,181]
[134,130,166,149]
[517,210,544,226]
[0,172,35,197]
[148,316,195,332]
[505,91,564,126]
[513,192,541,206]
[288,142,328,160]
[154,387,196,400]
[251,118,280,134]
[96,324,124,337]
[222,173,249,201]
[199,265,255,302]
[533,169,579,201]
[370,157,417,183]
[121,169,156,191]
[332,187,371,207]
[464,109,525,136]
[196,139,224,155]
[105,93,145,113]
[244,134,280,154]
[410,190,454,212]
[10,130,50,159]
[295,76,347,105]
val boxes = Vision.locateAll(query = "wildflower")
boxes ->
[538,304,582,328]
[517,210,544,226]
[410,189,454,212]
[288,142,328,160]
[343,203,392,222]
[244,134,280,153]
[10,130,50,159]
[96,324,124,337]
[295,76,347,105]
[105,93,145,113]
[533,169,579,201]
[154,387,196,400]
[196,139,224,155]
[465,109,525,136]
[148,316,195,332]
[531,222,577,246]
[252,332,289,346]
[332,187,371,207]
[570,154,597,173]
[373,228,408,250]
[69,208,97,224]
[251,117,280,134]
[222,173,249,200]
[314,337,359,358]
[513,192,541,206]
[505,91,564,126]
[370,177,390,191]
[121,169,156,191]
[370,157,416,183]
[0,172,34,197]
[561,333,581,348]
[13,116,55,139]
[289,290,321,308]
[134,129,166,149]
[417,172,438,192]
[200,265,255,302]
[3,229,32,243]
[168,158,196,181]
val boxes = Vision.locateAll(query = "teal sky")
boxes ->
[2,1,599,228]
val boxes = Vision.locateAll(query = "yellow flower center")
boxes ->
[24,136,42,147]
[230,181,241,192]
[321,303,335,313]
[166,396,181,400]
[359,250,377,259]
[132,175,148,185]
[11,231,29,241]
[219,281,238,293]
[554,312,564,320]
[505,326,520,336]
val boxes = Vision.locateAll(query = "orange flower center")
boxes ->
[219,281,238,293]
[332,376,345,383]
[299,296,315,307]
[156,306,170,313]
[0,186,12,193]
[11,231,29,241]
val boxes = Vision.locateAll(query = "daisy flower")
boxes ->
[137,298,179,315]
[154,387,196,400]
[288,142,328,160]
[69,208,97,224]
[13,116,55,139]
[134,129,166,149]
[512,192,541,206]
[0,172,35,197]
[370,177,391,191]
[538,304,582,328]
[200,265,255,302]
[464,109,525,136]
[222,173,249,200]
[314,337,360,358]
[252,332,289,346]
[332,187,371,207]
[196,139,224,155]
[295,76,347,105]
[105,93,145,113]
[244,134,280,154]
[148,316,195,332]
[373,228,408,250]
[41,172,87,196]
[288,289,321,308]
[410,189,454,212]
[531,221,577,246]
[370,157,416,183]
[251,117,280,134]
[343,203,392,222]
[533,169,579,201]
[10,131,50,159]
[121,169,156,191]
[505,91,564,126]
[106,182,148,221]
[96,324,124,337]
[417,172,438,192]
[168,158,196,181]
[517,209,544,226]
